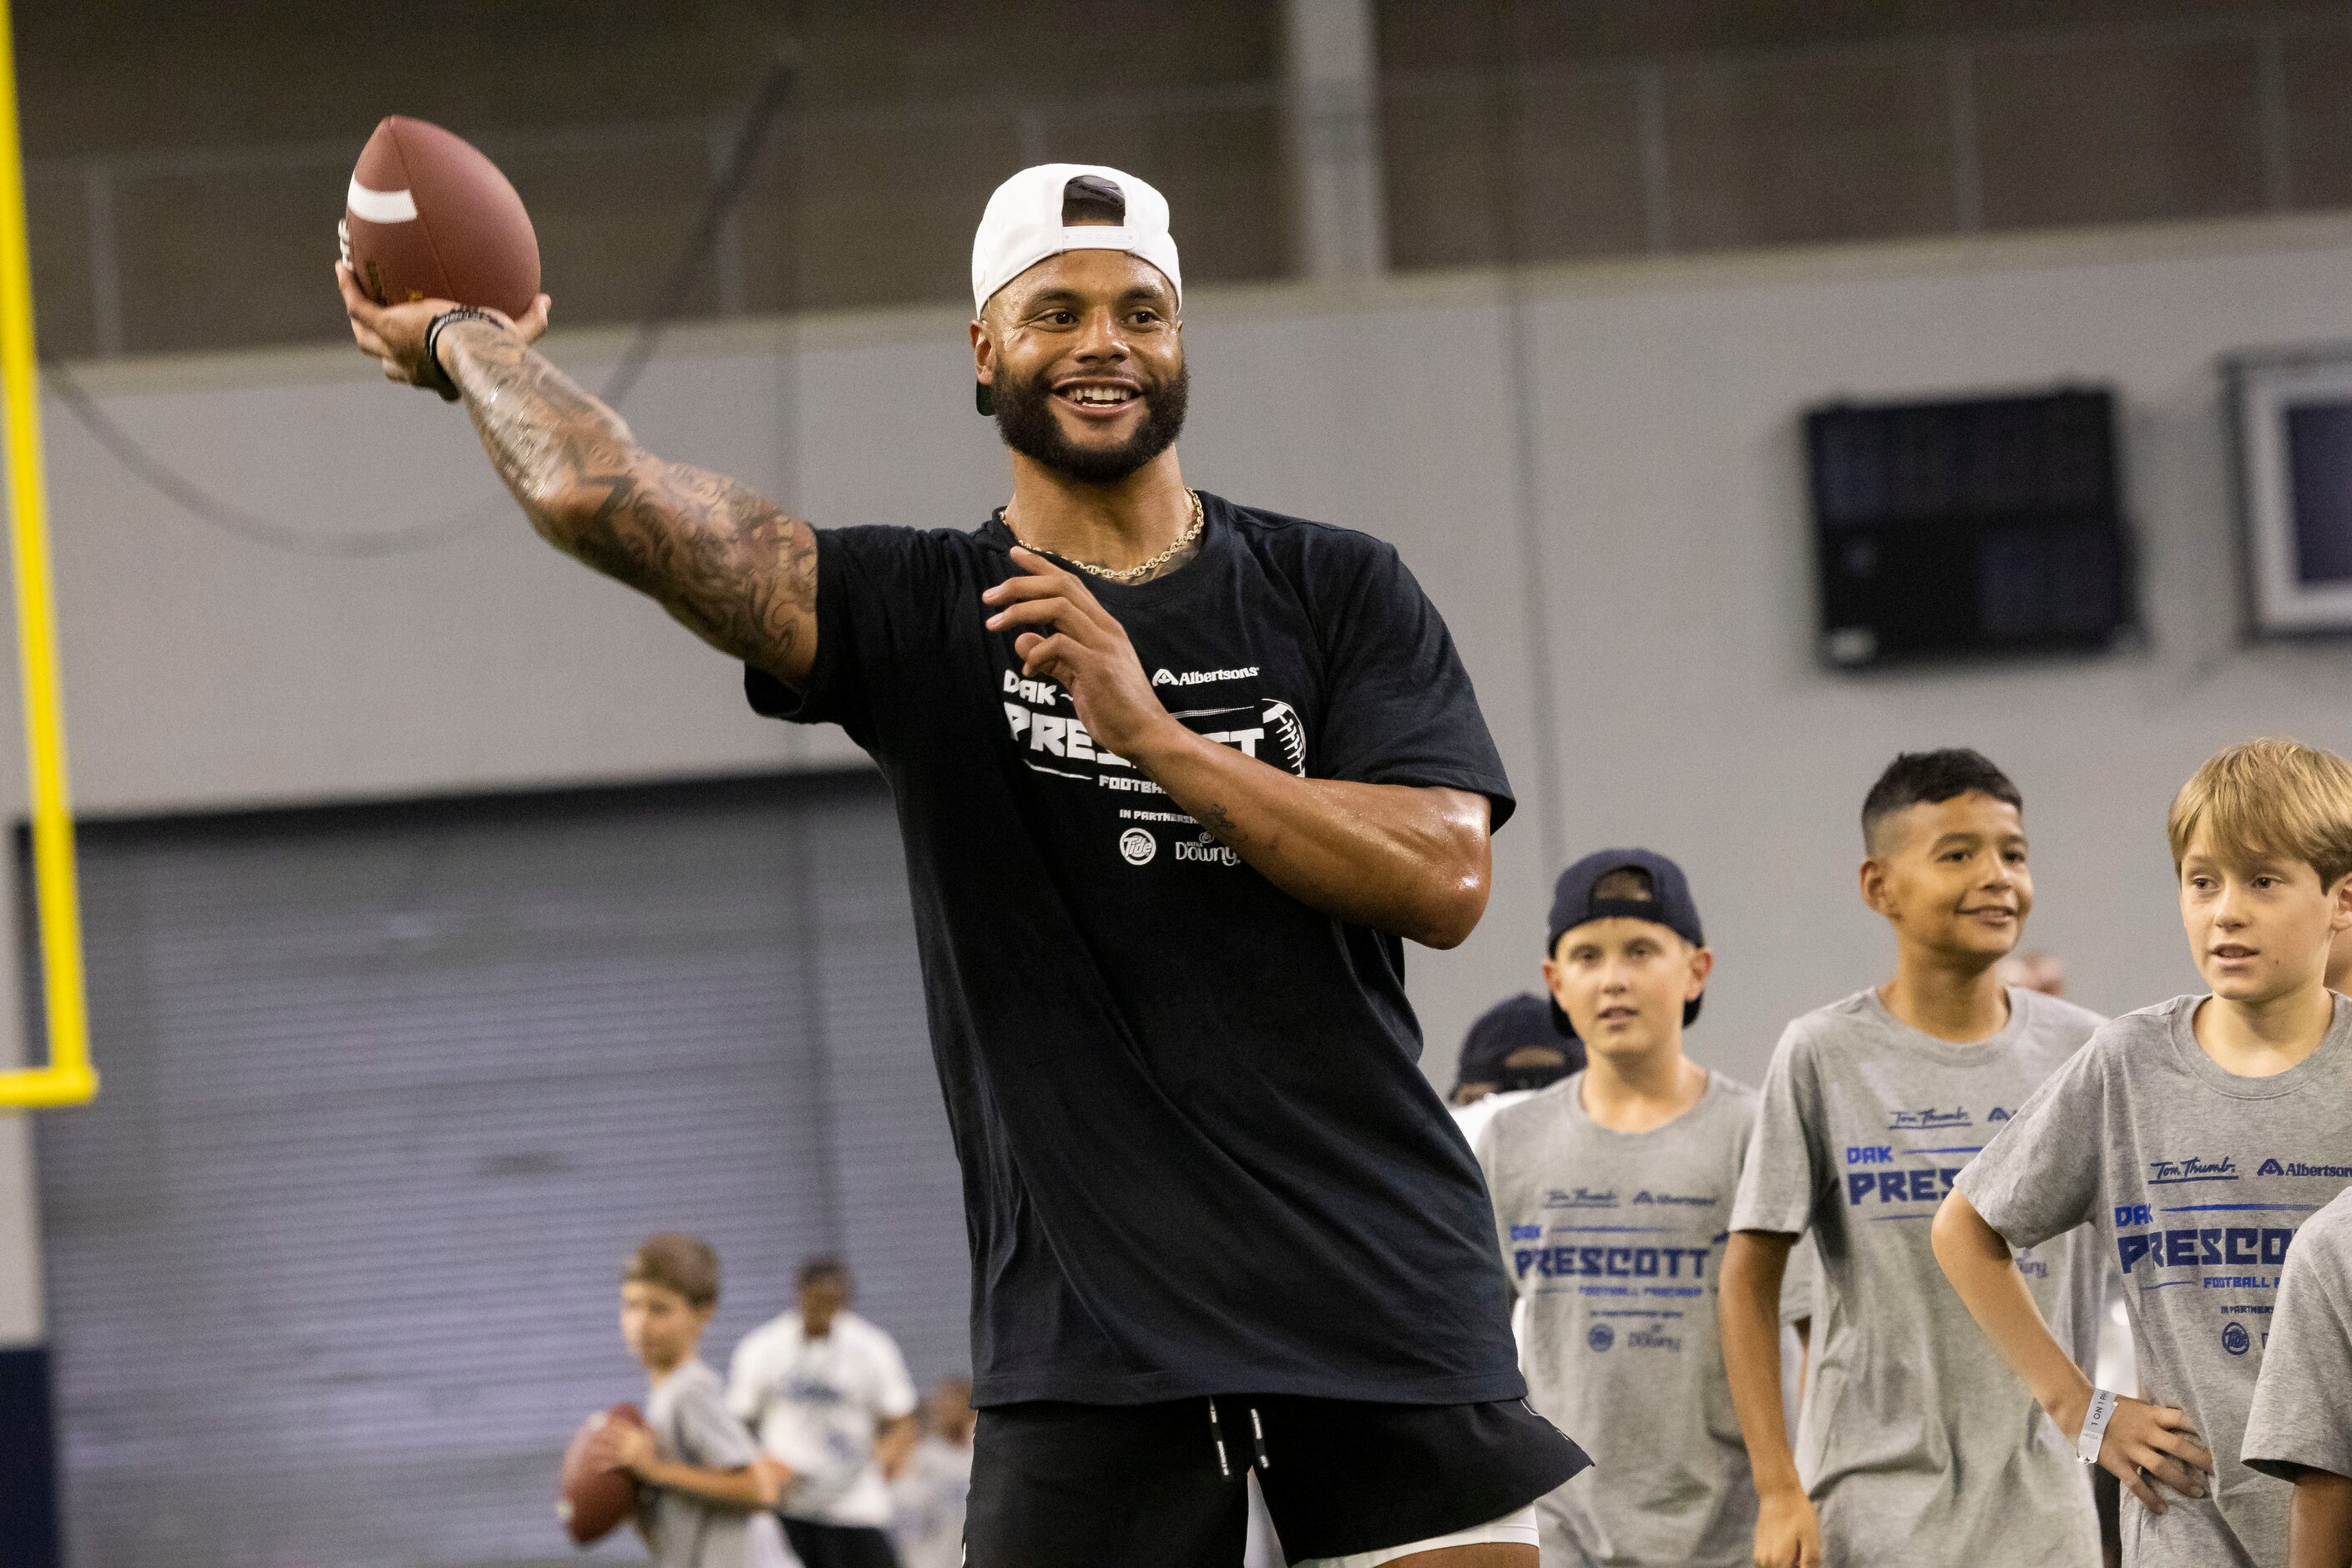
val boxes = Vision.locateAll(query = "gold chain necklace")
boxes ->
[1006,488,1204,584]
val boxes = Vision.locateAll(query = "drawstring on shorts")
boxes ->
[1206,1398,1272,1479]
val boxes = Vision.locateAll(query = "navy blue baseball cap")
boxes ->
[1454,992,1582,1095]
[1545,847,1707,1027]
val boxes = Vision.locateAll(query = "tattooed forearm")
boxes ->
[440,321,820,684]
[443,321,630,528]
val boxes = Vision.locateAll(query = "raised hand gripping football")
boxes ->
[336,260,549,390]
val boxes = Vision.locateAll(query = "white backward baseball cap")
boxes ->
[970,163,1182,316]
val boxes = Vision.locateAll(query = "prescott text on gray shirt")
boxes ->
[1960,994,2352,1568]
[1731,986,2107,1567]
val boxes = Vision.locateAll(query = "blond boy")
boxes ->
[1936,738,2352,1566]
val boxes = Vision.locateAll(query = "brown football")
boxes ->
[555,1402,644,1545]
[341,115,539,317]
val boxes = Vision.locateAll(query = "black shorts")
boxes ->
[777,1516,901,1568]
[965,1394,1588,1567]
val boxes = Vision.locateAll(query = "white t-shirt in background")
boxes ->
[726,1308,919,1529]
[888,1433,974,1568]
[1450,1088,1535,1151]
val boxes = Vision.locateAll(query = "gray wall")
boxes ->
[8,215,2352,1347]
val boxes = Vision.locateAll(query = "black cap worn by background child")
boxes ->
[1454,993,1585,1098]
[1545,847,1707,1029]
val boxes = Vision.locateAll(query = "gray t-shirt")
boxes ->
[640,1358,792,1568]
[1731,986,2107,1566]
[1479,1070,1804,1568]
[1960,994,2352,1567]
[2245,1186,2352,1485]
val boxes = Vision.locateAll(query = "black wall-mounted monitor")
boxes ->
[1805,388,2132,668]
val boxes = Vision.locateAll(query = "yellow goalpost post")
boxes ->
[0,0,95,1111]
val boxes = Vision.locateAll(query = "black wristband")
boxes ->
[421,306,502,402]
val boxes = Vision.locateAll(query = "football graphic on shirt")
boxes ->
[1260,700,1308,776]
[1166,700,1309,777]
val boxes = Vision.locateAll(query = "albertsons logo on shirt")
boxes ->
[1151,665,1259,687]
[2258,1157,2352,1177]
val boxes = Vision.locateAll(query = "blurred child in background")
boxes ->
[610,1233,794,1568]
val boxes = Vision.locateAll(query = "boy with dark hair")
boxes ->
[1722,749,2109,1568]
[1480,850,1799,1567]
[2244,1186,2352,1568]
[1937,737,2352,1565]
[610,1233,792,1568]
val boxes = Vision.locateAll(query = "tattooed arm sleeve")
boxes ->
[438,319,819,687]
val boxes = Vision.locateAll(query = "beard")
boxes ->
[993,360,1190,484]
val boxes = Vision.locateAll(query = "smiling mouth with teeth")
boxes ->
[1061,384,1138,407]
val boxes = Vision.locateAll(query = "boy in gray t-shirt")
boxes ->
[1479,847,1809,1567]
[608,1233,793,1568]
[2244,1186,2352,1565]
[1940,737,2352,1568]
[1723,751,2107,1568]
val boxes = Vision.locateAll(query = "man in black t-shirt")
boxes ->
[339,160,1585,1567]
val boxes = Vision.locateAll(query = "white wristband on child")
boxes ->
[2076,1388,2120,1464]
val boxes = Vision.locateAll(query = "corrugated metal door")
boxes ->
[30,771,965,1568]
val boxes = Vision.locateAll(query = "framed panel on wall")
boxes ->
[2229,347,2352,636]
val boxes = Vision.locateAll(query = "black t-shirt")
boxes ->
[746,492,1525,1408]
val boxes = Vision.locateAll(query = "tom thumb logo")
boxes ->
[2147,1156,2238,1183]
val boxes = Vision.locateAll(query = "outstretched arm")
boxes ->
[985,547,1491,947]
[336,265,817,686]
